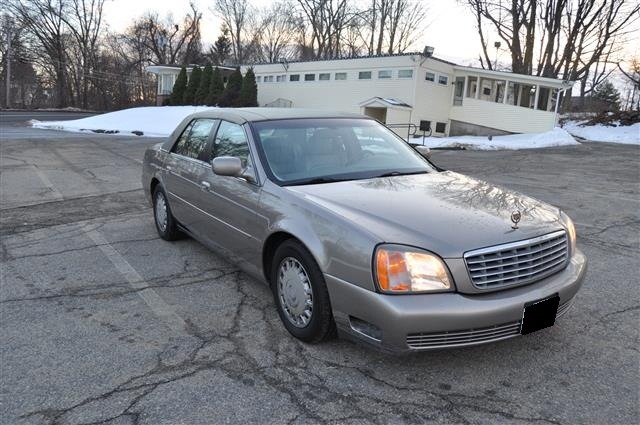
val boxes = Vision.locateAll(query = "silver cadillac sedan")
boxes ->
[142,108,587,353]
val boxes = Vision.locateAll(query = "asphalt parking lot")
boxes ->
[1,111,638,425]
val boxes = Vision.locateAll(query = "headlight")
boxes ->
[374,245,452,293]
[560,211,577,256]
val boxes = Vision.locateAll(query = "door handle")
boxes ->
[200,181,211,191]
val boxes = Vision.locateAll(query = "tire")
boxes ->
[152,185,181,241]
[271,240,336,343]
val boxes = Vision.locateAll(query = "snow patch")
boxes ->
[410,128,580,150]
[563,121,639,145]
[30,106,213,137]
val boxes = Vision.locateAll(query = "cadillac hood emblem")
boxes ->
[511,210,522,229]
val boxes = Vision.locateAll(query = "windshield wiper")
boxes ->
[375,170,429,178]
[285,177,349,186]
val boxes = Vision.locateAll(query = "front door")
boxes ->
[194,120,264,265]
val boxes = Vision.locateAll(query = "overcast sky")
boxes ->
[102,0,639,68]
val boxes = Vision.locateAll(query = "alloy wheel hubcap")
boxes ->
[155,193,168,232]
[278,257,313,328]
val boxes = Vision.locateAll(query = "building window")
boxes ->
[378,70,392,79]
[419,120,431,132]
[359,71,372,80]
[264,75,274,82]
[304,73,315,81]
[435,122,447,133]
[276,75,285,82]
[466,76,478,97]
[319,73,330,81]
[507,82,536,108]
[289,74,300,82]
[537,87,553,111]
[479,78,506,103]
[398,69,413,78]
[438,75,449,85]
[335,72,347,80]
[425,72,435,82]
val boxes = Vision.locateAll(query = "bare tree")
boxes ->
[254,1,299,63]
[7,0,70,107]
[131,4,202,65]
[59,0,106,108]
[213,0,252,64]
[296,0,355,59]
[618,57,640,110]
[464,0,639,77]
[387,0,427,54]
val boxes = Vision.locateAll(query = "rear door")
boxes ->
[163,118,217,230]
[195,120,264,264]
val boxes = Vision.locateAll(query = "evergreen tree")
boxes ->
[183,66,202,105]
[207,67,225,106]
[592,80,621,111]
[169,67,188,105]
[219,67,243,107]
[239,68,258,107]
[209,26,232,66]
[195,65,213,105]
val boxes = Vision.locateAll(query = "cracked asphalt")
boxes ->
[1,112,638,425]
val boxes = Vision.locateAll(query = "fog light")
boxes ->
[349,316,382,341]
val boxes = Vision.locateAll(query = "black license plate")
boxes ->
[521,295,560,335]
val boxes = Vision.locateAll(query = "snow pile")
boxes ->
[563,121,640,145]
[31,106,213,137]
[410,127,579,150]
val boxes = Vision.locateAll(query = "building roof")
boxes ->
[146,64,236,74]
[359,97,412,109]
[453,65,575,88]
[242,52,456,68]
[188,107,367,123]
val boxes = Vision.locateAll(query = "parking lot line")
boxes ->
[83,225,188,334]
[32,165,64,201]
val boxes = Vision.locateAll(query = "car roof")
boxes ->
[186,107,369,123]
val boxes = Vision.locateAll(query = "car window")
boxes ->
[172,119,215,160]
[213,121,251,168]
[252,118,434,185]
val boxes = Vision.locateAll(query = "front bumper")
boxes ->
[325,249,587,353]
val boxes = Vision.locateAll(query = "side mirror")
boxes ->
[212,156,243,177]
[415,145,431,159]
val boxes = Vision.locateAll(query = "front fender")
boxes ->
[260,184,380,291]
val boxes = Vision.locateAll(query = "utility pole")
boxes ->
[5,26,11,109]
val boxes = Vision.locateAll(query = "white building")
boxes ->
[242,52,574,136]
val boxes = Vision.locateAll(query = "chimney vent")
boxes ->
[423,46,435,58]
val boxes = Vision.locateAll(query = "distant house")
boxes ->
[148,51,574,136]
[244,52,574,136]
[146,64,236,105]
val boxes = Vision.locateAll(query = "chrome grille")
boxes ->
[464,231,569,290]
[406,322,521,349]
[406,298,574,349]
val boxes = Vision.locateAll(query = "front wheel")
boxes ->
[152,185,181,241]
[271,240,336,343]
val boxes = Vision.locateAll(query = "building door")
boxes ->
[364,107,387,123]
[453,77,465,105]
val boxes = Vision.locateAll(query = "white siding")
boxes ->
[450,97,557,134]
[411,59,455,135]
[239,55,569,135]
[247,56,421,117]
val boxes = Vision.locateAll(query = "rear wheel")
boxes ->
[271,240,335,343]
[153,185,181,241]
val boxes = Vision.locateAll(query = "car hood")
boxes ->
[286,171,564,258]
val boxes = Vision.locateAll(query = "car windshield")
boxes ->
[251,118,434,185]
